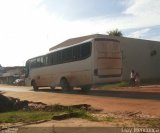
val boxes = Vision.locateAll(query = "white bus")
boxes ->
[25,38,122,91]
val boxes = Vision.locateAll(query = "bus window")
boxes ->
[52,52,57,65]
[36,57,41,67]
[40,57,44,66]
[44,55,48,66]
[48,53,53,65]
[73,45,81,60]
[30,58,37,68]
[57,51,62,64]
[25,61,29,78]
[62,47,73,63]
[81,42,91,59]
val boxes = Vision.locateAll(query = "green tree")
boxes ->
[107,28,123,37]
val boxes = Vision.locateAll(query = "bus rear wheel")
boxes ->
[60,78,71,92]
[50,86,55,91]
[32,81,38,91]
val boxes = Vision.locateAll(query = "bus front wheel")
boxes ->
[60,78,71,92]
[32,81,38,91]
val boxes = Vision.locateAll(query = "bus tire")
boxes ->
[50,86,55,91]
[32,80,38,91]
[81,85,91,92]
[60,78,71,92]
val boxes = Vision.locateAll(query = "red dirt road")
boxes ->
[1,85,160,117]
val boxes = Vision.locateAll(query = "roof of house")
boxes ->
[49,34,112,51]
[4,66,24,71]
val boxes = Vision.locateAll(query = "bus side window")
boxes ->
[67,48,73,61]
[49,54,53,65]
[43,56,46,66]
[73,45,81,60]
[30,58,37,68]
[62,48,73,63]
[36,58,40,67]
[44,56,48,66]
[25,61,29,78]
[81,42,91,59]
[61,50,65,62]
[52,52,57,65]
[57,51,62,64]
[40,57,44,66]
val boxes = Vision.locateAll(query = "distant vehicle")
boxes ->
[13,79,25,86]
[25,38,122,91]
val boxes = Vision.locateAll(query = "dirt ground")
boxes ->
[0,85,160,129]
[2,85,160,117]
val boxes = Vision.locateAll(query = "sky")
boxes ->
[0,0,160,66]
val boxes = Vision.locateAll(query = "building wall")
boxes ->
[0,67,24,84]
[118,37,160,81]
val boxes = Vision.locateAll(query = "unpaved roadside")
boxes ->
[0,85,160,131]
[1,85,160,117]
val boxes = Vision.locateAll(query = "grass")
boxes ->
[0,109,98,123]
[0,111,54,123]
[52,109,98,121]
[0,110,159,127]
[69,109,98,121]
[101,81,129,89]
[116,82,130,87]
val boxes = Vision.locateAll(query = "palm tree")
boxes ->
[107,28,123,37]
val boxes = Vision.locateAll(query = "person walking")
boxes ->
[135,73,140,87]
[130,70,135,87]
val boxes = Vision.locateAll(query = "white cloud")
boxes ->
[123,0,160,27]
[125,0,160,16]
